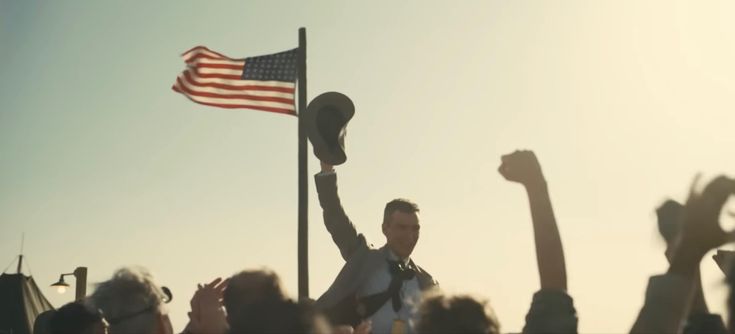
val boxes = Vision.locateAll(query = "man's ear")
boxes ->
[382,223,388,235]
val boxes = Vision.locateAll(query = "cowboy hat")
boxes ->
[305,92,355,165]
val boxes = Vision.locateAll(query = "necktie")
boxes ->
[387,260,416,311]
[358,259,416,318]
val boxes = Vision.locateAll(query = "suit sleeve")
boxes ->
[314,172,362,261]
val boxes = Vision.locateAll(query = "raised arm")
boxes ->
[658,200,709,313]
[315,161,362,261]
[499,150,567,291]
[630,176,735,334]
[656,200,728,334]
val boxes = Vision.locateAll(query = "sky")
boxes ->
[2,1,735,333]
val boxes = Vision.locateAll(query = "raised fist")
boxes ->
[498,150,545,187]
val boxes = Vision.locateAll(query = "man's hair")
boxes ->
[49,301,104,334]
[383,198,420,225]
[228,299,330,334]
[223,268,287,317]
[415,292,500,334]
[89,267,167,334]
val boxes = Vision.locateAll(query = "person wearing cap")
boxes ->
[305,92,438,334]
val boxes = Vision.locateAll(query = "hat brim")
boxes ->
[304,92,355,165]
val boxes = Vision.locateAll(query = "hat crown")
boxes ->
[305,92,354,166]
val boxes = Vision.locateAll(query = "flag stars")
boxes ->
[242,49,298,81]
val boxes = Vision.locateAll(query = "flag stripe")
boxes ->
[182,71,294,97]
[196,67,243,76]
[195,63,244,70]
[173,85,295,114]
[174,79,294,109]
[183,46,231,61]
[188,58,245,66]
[176,77,294,104]
[184,53,230,64]
[181,45,218,57]
[184,70,295,91]
[192,72,243,80]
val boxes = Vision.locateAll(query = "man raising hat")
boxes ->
[306,92,438,334]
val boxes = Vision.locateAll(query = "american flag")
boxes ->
[172,46,298,116]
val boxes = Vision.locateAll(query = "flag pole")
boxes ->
[297,27,309,299]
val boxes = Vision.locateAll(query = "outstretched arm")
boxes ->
[499,150,567,291]
[315,161,362,261]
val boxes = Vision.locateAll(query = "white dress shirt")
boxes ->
[357,250,421,334]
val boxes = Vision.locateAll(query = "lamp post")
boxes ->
[50,267,87,301]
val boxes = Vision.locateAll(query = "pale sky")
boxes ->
[2,1,735,333]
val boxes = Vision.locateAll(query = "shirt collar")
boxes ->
[386,248,411,266]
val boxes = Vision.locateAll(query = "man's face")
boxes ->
[382,211,420,259]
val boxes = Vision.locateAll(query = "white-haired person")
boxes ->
[89,267,173,334]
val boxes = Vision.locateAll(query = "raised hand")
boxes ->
[678,176,735,257]
[186,277,229,334]
[499,149,567,291]
[631,177,735,334]
[498,150,545,187]
[669,176,735,276]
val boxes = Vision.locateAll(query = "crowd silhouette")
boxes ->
[33,150,735,334]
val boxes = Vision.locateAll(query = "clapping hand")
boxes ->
[185,277,229,334]
[670,176,735,273]
[679,176,735,255]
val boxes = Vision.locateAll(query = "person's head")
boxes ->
[415,292,500,334]
[656,199,685,261]
[223,268,288,324]
[228,299,330,334]
[656,200,684,242]
[89,267,172,334]
[382,199,420,259]
[48,301,107,334]
[33,310,56,334]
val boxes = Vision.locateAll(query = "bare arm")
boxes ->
[499,150,567,291]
